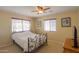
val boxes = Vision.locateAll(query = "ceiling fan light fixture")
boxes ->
[32,6,50,14]
[38,10,43,14]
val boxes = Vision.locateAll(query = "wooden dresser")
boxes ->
[63,38,79,53]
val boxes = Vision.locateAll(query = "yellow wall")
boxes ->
[35,10,78,51]
[0,10,34,47]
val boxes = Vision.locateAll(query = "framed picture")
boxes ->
[61,17,71,27]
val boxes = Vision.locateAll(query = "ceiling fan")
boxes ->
[32,6,50,14]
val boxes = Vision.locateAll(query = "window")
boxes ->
[44,20,56,31]
[12,18,30,32]
[23,20,30,31]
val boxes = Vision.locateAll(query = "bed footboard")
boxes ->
[28,38,30,53]
[28,37,36,53]
[45,33,48,44]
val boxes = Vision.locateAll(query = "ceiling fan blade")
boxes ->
[32,10,37,12]
[44,8,50,10]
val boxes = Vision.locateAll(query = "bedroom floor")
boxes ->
[0,44,23,53]
[0,40,64,53]
[36,40,64,53]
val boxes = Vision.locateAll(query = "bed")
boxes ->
[11,31,47,52]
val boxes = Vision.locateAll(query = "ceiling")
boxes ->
[0,6,78,17]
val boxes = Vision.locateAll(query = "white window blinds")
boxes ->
[44,20,56,31]
[23,20,30,31]
[12,19,30,32]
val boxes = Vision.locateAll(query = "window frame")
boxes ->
[43,19,56,32]
[11,18,31,32]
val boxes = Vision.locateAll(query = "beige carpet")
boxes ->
[0,40,64,53]
[0,43,23,53]
[36,41,64,53]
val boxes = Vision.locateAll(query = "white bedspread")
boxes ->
[12,31,37,52]
[11,31,46,52]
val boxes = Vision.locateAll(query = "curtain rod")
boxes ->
[12,17,31,21]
